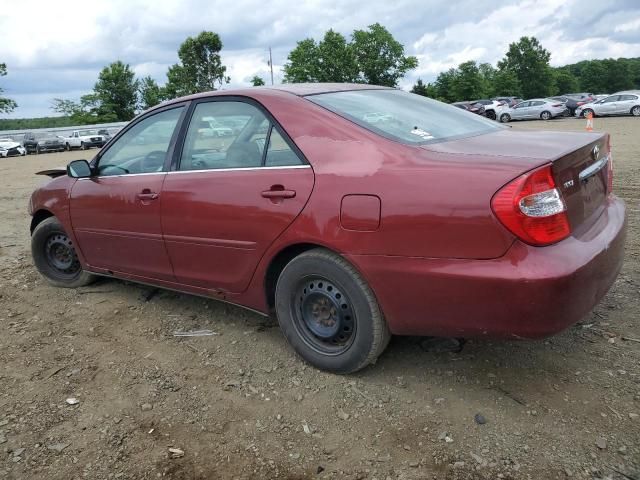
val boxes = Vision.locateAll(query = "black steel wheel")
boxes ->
[485,110,496,120]
[32,217,95,288]
[275,248,390,373]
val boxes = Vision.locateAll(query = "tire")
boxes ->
[485,110,496,120]
[540,111,551,120]
[582,108,594,118]
[275,248,390,374]
[36,146,40,155]
[65,143,71,151]
[500,113,511,123]
[31,217,95,288]
[80,142,86,150]
[631,106,640,116]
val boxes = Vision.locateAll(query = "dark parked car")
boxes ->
[551,95,595,116]
[22,132,38,154]
[28,84,626,373]
[452,101,485,116]
[33,132,65,154]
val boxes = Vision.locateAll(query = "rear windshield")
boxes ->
[308,89,503,145]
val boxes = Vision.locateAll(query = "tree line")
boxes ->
[1,28,640,130]
[412,37,640,102]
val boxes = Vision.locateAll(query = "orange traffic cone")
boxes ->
[585,111,594,132]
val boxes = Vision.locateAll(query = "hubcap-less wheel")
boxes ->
[632,106,640,116]
[486,110,496,120]
[44,233,80,278]
[294,277,355,354]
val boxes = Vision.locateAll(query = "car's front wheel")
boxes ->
[275,248,390,373]
[32,217,95,288]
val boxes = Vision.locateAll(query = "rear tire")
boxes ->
[486,110,496,120]
[275,248,390,374]
[631,106,640,116]
[500,113,511,123]
[540,111,551,120]
[31,217,95,288]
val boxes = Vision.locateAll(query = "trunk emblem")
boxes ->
[592,145,600,160]
[563,179,575,189]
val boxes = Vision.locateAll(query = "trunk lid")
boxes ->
[551,133,609,233]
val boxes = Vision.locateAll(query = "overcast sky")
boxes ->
[1,0,639,118]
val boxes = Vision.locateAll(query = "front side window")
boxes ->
[308,89,502,145]
[179,101,302,170]
[96,107,183,176]
[602,96,619,103]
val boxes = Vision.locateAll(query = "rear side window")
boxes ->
[619,94,638,101]
[179,101,302,170]
[308,89,502,145]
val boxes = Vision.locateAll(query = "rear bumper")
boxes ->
[347,196,627,338]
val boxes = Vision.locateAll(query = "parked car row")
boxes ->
[0,127,125,157]
[0,137,27,157]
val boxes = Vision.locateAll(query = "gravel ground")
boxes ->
[0,116,638,479]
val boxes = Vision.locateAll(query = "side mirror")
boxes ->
[67,159,92,178]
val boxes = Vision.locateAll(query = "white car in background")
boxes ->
[575,91,640,118]
[499,98,567,122]
[0,138,27,157]
[470,99,510,121]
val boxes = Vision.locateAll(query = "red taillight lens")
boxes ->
[552,103,563,107]
[491,165,571,246]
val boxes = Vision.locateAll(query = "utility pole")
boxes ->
[268,47,274,85]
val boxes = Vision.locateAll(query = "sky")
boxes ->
[1,0,639,118]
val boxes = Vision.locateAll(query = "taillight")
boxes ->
[491,165,571,246]
[552,104,563,107]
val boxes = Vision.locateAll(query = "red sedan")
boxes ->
[29,84,627,373]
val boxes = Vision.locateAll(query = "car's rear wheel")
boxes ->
[500,113,511,123]
[36,146,41,154]
[540,111,551,120]
[631,106,640,116]
[485,110,496,120]
[32,217,95,288]
[275,248,390,373]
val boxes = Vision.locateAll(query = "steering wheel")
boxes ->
[99,164,130,174]
[142,150,166,172]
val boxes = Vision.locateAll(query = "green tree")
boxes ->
[165,31,230,97]
[492,68,521,97]
[52,93,115,124]
[284,24,416,86]
[94,61,139,121]
[450,61,485,100]
[498,36,554,98]
[553,68,579,94]
[410,78,438,98]
[351,23,418,86]
[139,76,165,110]
[283,30,358,83]
[250,75,265,86]
[433,68,458,102]
[0,63,17,114]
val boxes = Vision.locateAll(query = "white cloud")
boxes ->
[0,0,639,117]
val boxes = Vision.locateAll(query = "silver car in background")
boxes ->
[575,91,640,118]
[499,98,568,122]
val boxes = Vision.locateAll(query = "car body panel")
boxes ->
[575,91,640,117]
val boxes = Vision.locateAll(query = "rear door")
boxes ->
[617,94,637,114]
[160,98,314,293]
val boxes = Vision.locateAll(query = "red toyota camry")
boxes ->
[29,84,627,373]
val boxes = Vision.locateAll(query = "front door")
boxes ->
[70,106,185,280]
[161,99,314,293]
[598,95,619,115]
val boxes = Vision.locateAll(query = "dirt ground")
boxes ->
[0,116,638,480]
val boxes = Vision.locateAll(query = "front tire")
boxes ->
[500,113,511,123]
[80,142,86,150]
[65,143,71,151]
[540,111,552,120]
[275,248,390,374]
[31,217,95,288]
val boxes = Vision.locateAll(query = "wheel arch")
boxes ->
[30,209,54,234]
[264,242,337,310]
